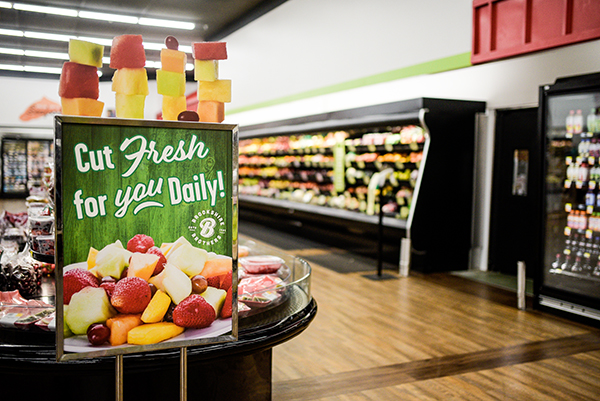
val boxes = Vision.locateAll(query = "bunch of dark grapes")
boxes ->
[8,263,42,297]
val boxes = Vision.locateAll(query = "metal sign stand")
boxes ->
[180,347,188,401]
[116,355,123,401]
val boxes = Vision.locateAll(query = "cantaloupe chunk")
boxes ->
[162,95,187,121]
[69,39,104,68]
[127,322,185,345]
[106,314,143,346]
[111,68,149,95]
[115,93,145,119]
[194,59,218,81]
[156,69,185,97]
[200,257,232,278]
[141,290,171,323]
[197,79,231,103]
[61,98,104,117]
[197,100,224,123]
[87,247,98,270]
[161,49,186,74]
[127,253,159,282]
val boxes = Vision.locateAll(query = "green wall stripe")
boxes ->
[227,52,473,115]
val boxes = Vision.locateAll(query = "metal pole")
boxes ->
[377,196,384,277]
[180,347,188,401]
[517,261,526,310]
[115,354,123,401]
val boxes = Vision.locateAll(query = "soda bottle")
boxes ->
[571,256,583,272]
[566,110,575,134]
[574,109,584,134]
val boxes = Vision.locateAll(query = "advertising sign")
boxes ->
[54,116,238,361]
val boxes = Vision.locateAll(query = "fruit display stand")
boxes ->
[0,235,315,401]
[238,98,486,273]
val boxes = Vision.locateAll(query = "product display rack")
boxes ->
[238,98,486,273]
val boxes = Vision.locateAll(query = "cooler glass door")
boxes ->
[2,138,28,196]
[543,89,600,307]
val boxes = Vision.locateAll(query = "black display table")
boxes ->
[0,283,316,400]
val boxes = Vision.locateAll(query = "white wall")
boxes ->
[1,0,599,270]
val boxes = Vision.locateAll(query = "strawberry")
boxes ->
[172,294,215,329]
[63,268,99,304]
[206,275,220,288]
[110,276,152,314]
[127,234,154,253]
[146,246,167,275]
[219,270,232,291]
[220,287,232,319]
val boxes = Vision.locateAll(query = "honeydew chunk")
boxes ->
[197,79,231,103]
[165,236,192,258]
[58,62,99,99]
[65,287,117,335]
[167,243,208,277]
[162,95,187,121]
[111,68,149,95]
[68,39,104,68]
[110,34,146,69]
[194,59,218,82]
[192,42,227,60]
[61,98,104,117]
[200,286,227,317]
[156,69,185,97]
[161,263,192,304]
[197,100,224,123]
[161,48,186,74]
[115,93,146,119]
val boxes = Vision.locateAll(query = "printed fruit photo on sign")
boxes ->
[62,234,233,348]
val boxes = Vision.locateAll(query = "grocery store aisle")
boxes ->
[238,222,600,400]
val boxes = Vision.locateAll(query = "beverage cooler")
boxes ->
[537,71,600,326]
[1,137,53,198]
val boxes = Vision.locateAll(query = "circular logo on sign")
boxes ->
[188,209,226,246]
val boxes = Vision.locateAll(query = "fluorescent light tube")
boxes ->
[13,3,78,17]
[24,31,73,42]
[0,28,24,37]
[138,17,194,30]
[78,11,138,24]
[0,2,12,9]
[24,50,69,60]
[0,47,25,56]
[24,65,62,74]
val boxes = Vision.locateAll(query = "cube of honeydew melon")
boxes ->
[160,48,187,74]
[156,69,186,97]
[93,241,132,279]
[61,97,104,117]
[150,263,191,304]
[68,39,104,68]
[197,100,224,123]
[111,68,149,95]
[164,236,192,258]
[200,286,227,317]
[197,79,231,103]
[162,95,187,121]
[115,93,146,119]
[194,59,218,82]
[167,243,208,277]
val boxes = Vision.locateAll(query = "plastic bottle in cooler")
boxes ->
[566,110,575,134]
[588,109,597,133]
[574,109,584,134]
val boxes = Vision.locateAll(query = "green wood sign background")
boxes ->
[56,117,237,265]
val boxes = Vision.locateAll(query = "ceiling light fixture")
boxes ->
[12,2,78,17]
[4,2,195,30]
[0,63,63,74]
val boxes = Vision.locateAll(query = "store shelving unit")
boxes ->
[238,98,486,273]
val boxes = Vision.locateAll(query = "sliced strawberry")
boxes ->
[220,287,232,319]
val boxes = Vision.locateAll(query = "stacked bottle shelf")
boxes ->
[550,109,600,282]
[238,125,425,220]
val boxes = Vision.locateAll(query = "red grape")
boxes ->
[87,323,110,346]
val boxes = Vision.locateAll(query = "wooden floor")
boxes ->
[267,245,600,400]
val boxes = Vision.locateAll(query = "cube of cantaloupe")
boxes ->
[161,49,186,74]
[162,95,187,121]
[192,42,227,60]
[110,35,146,69]
[197,80,231,103]
[127,253,159,282]
[61,98,104,117]
[115,93,145,119]
[127,322,185,345]
[87,247,99,270]
[106,314,143,346]
[156,69,185,97]
[69,39,104,68]
[197,100,224,123]
[111,68,149,95]
[200,257,232,278]
[59,62,99,99]
[194,59,218,82]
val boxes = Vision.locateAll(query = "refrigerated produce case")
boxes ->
[238,98,486,273]
[1,137,53,198]
[537,72,600,326]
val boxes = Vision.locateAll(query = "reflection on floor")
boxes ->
[451,270,535,296]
